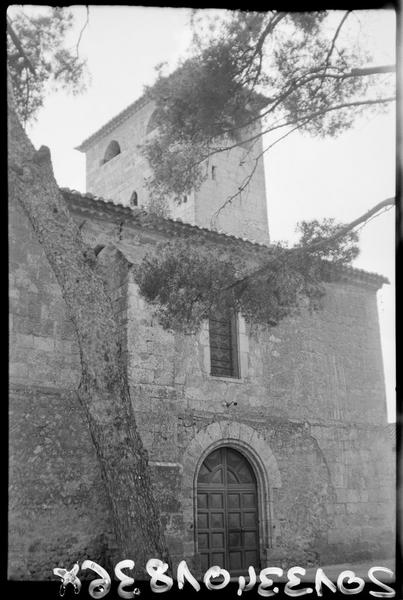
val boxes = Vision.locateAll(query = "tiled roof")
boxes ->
[60,188,274,251]
[60,188,389,288]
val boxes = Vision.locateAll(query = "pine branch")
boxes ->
[296,197,395,253]
[7,16,36,76]
[228,198,395,291]
[196,95,396,166]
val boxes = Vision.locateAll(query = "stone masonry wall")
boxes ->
[9,196,394,578]
[124,257,394,568]
[194,135,269,243]
[82,102,270,243]
[9,201,116,579]
[106,212,393,567]
[85,102,155,209]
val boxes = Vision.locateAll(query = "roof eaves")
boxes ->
[60,188,271,251]
[75,94,150,152]
[60,188,389,288]
[327,262,389,287]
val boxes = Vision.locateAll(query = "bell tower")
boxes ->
[77,97,270,244]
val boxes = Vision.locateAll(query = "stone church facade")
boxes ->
[9,94,395,579]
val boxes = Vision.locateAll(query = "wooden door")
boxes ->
[197,447,259,574]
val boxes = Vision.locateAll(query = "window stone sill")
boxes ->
[208,375,245,384]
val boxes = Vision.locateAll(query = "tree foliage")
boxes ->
[141,10,394,204]
[7,6,88,126]
[136,10,393,331]
[134,218,360,333]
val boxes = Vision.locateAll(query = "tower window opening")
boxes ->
[211,165,217,180]
[130,191,138,207]
[101,140,121,165]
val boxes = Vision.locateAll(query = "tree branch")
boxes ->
[241,12,287,86]
[228,198,395,291]
[296,197,395,253]
[7,16,36,76]
[257,63,396,110]
[324,11,351,69]
[211,113,316,226]
[197,95,396,166]
[211,149,260,228]
[311,11,351,99]
[76,6,89,58]
[348,64,396,77]
[196,62,395,153]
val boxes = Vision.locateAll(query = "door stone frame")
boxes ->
[180,420,282,570]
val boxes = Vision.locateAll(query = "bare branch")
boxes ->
[198,95,396,166]
[324,11,351,69]
[76,6,89,58]
[242,12,287,83]
[211,153,260,228]
[311,11,351,98]
[256,13,287,55]
[211,115,315,225]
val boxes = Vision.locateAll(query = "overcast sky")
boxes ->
[12,6,396,421]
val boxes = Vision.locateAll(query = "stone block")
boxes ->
[16,333,35,348]
[33,337,55,352]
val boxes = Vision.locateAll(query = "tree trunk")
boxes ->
[8,77,170,571]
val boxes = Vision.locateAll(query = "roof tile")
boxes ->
[60,187,389,288]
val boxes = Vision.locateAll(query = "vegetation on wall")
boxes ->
[134,218,361,333]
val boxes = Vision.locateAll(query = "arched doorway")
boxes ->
[196,447,259,574]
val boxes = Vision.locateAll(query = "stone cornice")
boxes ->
[75,77,268,153]
[61,188,274,252]
[75,94,150,152]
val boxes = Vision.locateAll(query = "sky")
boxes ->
[10,6,396,421]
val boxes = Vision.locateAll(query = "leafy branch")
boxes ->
[134,198,394,334]
[7,6,89,125]
[140,10,395,206]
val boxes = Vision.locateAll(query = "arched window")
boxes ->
[129,191,138,207]
[209,309,239,378]
[146,109,162,135]
[102,140,121,164]
[197,447,259,574]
